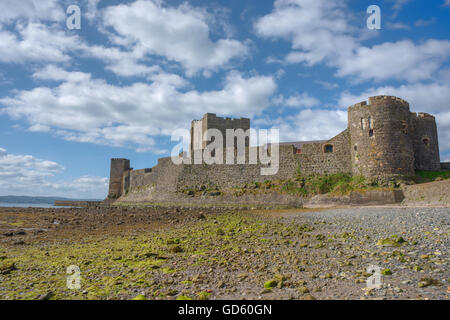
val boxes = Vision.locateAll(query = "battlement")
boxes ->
[417,112,435,119]
[199,113,250,124]
[368,95,409,107]
[411,112,436,120]
[348,96,410,112]
[348,100,368,109]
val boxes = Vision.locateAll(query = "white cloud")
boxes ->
[0,147,63,179]
[28,124,51,132]
[314,80,338,89]
[255,0,450,83]
[45,176,109,199]
[0,10,157,79]
[255,0,356,67]
[0,0,64,23]
[85,0,102,21]
[0,69,276,151]
[386,22,410,30]
[443,0,450,8]
[33,65,92,82]
[268,109,347,142]
[0,0,249,77]
[338,82,450,114]
[102,0,249,76]
[414,17,436,27]
[0,147,107,198]
[0,1,247,78]
[80,43,161,78]
[336,40,450,83]
[273,92,320,108]
[0,22,81,64]
[390,0,410,15]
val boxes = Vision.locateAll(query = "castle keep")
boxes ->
[191,113,250,154]
[108,96,444,201]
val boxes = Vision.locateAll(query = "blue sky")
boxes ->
[0,0,449,198]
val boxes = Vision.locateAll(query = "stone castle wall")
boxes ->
[296,130,352,175]
[118,130,353,199]
[110,96,443,202]
[126,157,183,193]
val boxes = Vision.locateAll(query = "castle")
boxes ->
[107,96,445,201]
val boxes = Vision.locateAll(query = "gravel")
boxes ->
[286,207,449,239]
[279,206,449,299]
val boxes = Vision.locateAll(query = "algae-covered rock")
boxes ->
[300,294,316,300]
[298,286,310,294]
[197,291,211,300]
[170,245,183,253]
[0,261,16,275]
[132,294,148,300]
[39,292,54,300]
[381,268,392,275]
[264,280,277,289]
[418,278,441,288]
[376,235,407,247]
[274,274,287,282]
[167,238,181,245]
[166,289,179,296]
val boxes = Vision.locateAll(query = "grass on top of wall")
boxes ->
[415,170,450,181]
[229,172,387,197]
[290,172,386,196]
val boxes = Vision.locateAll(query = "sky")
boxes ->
[0,0,449,199]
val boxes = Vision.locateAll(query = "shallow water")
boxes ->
[0,203,59,208]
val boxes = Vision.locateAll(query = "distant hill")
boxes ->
[0,196,101,204]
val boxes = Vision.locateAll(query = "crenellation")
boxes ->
[417,112,434,119]
[348,101,367,109]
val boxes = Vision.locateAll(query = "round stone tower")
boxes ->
[411,112,441,171]
[348,96,415,180]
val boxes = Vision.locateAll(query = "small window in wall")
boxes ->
[369,129,374,137]
[361,118,366,130]
[422,138,429,145]
[354,145,357,151]
[368,116,373,129]
[401,121,408,134]
[324,144,333,153]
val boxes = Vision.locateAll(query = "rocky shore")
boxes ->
[0,205,448,300]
